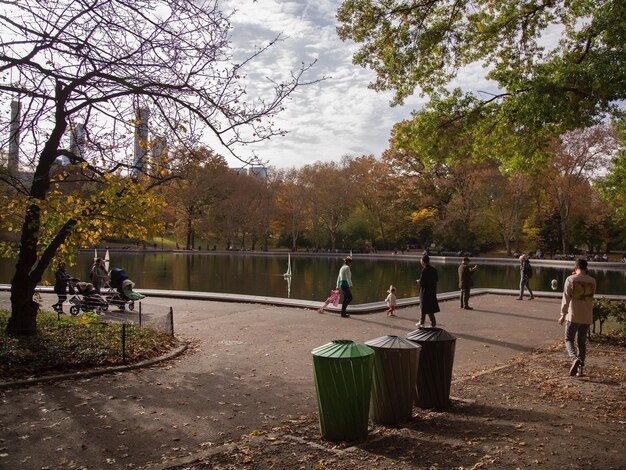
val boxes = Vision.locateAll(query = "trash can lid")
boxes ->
[406,327,457,342]
[311,339,374,359]
[364,335,421,350]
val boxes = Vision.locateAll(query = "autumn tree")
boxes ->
[596,119,626,250]
[161,148,230,250]
[474,168,532,255]
[347,155,398,247]
[273,168,311,251]
[0,0,315,335]
[300,161,354,251]
[337,0,625,145]
[538,126,618,253]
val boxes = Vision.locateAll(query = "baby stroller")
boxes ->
[68,279,109,315]
[106,268,144,311]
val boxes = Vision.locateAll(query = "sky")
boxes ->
[220,0,495,171]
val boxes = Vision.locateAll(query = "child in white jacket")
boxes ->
[385,285,397,317]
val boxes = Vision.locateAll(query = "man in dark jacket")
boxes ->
[417,255,439,327]
[53,262,70,313]
[458,257,477,310]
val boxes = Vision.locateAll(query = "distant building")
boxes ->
[231,165,268,182]
[67,122,86,165]
[248,165,268,181]
[133,107,150,174]
[151,136,167,161]
[8,100,21,174]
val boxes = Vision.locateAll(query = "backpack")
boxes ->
[524,261,533,278]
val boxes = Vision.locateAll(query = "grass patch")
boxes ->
[0,310,177,380]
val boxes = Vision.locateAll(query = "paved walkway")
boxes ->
[0,291,580,468]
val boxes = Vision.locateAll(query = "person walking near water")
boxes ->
[458,257,477,310]
[336,256,353,318]
[517,254,535,300]
[90,258,108,295]
[416,254,439,328]
[52,262,71,313]
[559,258,596,377]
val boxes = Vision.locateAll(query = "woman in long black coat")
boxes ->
[417,254,440,328]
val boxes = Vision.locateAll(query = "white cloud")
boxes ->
[213,1,486,169]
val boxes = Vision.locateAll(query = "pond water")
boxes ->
[1,252,624,304]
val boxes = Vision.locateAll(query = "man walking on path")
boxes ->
[559,258,596,377]
[336,256,353,318]
[517,254,535,300]
[458,257,477,310]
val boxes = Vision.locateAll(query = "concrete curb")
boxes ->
[6,285,612,314]
[0,340,188,390]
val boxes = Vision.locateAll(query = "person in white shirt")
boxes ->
[559,258,596,377]
[336,256,353,318]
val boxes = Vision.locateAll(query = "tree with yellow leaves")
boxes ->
[0,1,316,335]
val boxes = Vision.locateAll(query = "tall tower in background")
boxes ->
[133,106,150,174]
[151,136,167,160]
[8,100,21,174]
[68,122,86,165]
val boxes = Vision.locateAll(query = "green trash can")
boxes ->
[311,340,375,441]
[406,327,456,410]
[364,335,421,425]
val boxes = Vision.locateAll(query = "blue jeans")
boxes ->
[565,321,589,364]
[519,276,533,298]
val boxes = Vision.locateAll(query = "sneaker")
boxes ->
[569,358,581,377]
[415,322,424,328]
[464,306,474,310]
[516,297,523,300]
[576,364,584,377]
[341,314,350,318]
[528,296,535,300]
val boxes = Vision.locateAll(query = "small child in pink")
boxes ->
[385,285,397,316]
[319,288,340,313]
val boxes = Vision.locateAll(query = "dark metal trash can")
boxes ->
[406,327,456,410]
[364,335,421,425]
[311,340,374,441]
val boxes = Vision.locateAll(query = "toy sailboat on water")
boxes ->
[284,253,292,298]
[284,253,292,278]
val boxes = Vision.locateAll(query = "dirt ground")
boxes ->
[160,341,626,470]
[2,293,625,470]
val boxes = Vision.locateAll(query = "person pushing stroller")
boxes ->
[53,262,73,313]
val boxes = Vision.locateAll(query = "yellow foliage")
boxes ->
[0,175,165,266]
[410,207,438,223]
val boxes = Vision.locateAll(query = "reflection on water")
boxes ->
[0,252,623,304]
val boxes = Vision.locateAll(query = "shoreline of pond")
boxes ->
[81,248,626,271]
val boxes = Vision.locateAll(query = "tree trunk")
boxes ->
[291,228,298,252]
[8,283,39,336]
[505,238,512,256]
[186,216,193,250]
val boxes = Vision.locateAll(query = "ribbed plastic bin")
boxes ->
[406,327,456,410]
[311,340,374,441]
[364,335,421,425]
